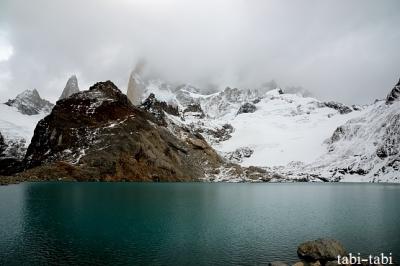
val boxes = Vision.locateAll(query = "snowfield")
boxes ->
[0,104,47,159]
[140,77,400,182]
[215,90,365,167]
[0,104,46,144]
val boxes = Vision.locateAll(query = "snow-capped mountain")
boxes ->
[59,75,80,100]
[1,89,53,175]
[4,89,54,115]
[134,73,399,182]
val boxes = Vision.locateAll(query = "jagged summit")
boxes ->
[59,75,79,100]
[386,78,400,104]
[127,61,146,105]
[4,89,54,115]
[127,71,145,105]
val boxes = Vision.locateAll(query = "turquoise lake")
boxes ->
[0,182,399,265]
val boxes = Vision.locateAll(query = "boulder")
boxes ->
[325,261,340,266]
[268,262,288,266]
[292,261,321,266]
[297,239,347,262]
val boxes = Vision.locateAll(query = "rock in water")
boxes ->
[4,89,54,115]
[22,81,223,182]
[297,239,347,262]
[59,75,79,100]
[268,262,288,266]
[386,78,400,104]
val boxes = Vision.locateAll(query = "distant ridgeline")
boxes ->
[1,73,400,183]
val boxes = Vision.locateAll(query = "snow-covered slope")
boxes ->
[294,100,400,182]
[0,104,47,160]
[135,74,399,182]
[215,90,363,167]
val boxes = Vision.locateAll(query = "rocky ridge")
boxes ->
[386,78,400,104]
[3,81,278,183]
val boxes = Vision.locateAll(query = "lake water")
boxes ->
[0,182,399,265]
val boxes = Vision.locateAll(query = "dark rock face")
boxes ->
[297,239,347,262]
[328,126,346,144]
[22,81,222,182]
[0,132,5,156]
[237,102,257,114]
[386,78,400,104]
[226,147,254,163]
[183,103,205,119]
[0,132,26,175]
[140,93,179,126]
[0,158,24,176]
[59,75,79,100]
[323,102,352,114]
[376,113,400,159]
[195,123,234,143]
[4,89,54,115]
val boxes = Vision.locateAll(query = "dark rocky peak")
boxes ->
[59,75,79,100]
[21,80,227,182]
[4,89,54,115]
[386,78,400,104]
[52,81,139,128]
[140,93,179,126]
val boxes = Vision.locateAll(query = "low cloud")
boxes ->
[0,0,399,104]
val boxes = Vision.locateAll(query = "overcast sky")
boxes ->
[0,0,399,104]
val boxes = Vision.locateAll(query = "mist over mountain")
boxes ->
[0,0,399,105]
